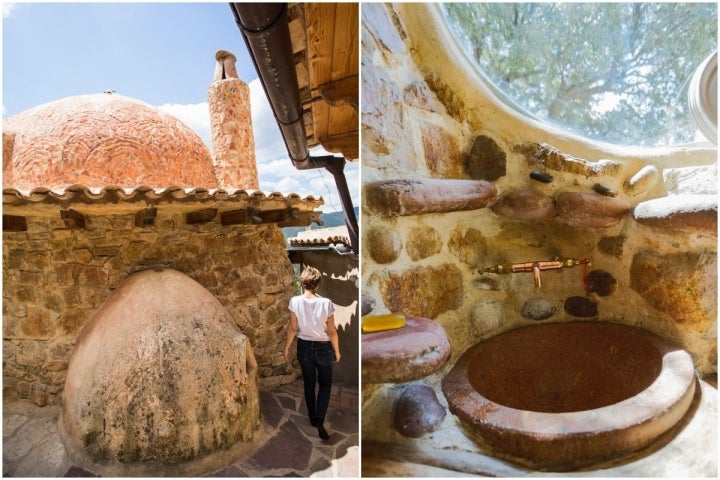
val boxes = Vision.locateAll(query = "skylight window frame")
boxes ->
[437,3,718,152]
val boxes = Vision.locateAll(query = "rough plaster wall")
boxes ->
[360,0,717,399]
[3,210,298,406]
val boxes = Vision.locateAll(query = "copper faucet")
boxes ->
[480,257,591,289]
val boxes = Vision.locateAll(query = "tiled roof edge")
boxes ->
[3,185,324,206]
[288,226,351,247]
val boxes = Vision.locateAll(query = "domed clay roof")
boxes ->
[3,93,218,190]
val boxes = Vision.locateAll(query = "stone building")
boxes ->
[2,54,322,411]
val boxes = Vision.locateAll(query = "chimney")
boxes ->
[208,50,258,190]
[3,131,16,187]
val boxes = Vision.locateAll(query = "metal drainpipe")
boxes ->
[229,3,359,254]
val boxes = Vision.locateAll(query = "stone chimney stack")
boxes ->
[208,50,258,190]
[3,131,16,187]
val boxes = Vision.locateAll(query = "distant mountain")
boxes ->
[282,207,359,241]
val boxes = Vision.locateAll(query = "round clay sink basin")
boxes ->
[442,321,696,470]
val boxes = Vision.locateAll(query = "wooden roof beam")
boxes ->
[316,76,358,110]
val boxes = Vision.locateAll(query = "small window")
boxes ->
[442,3,718,147]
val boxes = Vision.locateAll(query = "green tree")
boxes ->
[443,3,717,146]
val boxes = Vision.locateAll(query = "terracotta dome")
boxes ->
[3,93,218,190]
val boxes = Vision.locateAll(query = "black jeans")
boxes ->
[297,338,333,422]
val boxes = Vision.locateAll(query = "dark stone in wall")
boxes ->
[466,135,506,181]
[587,270,617,297]
[529,171,553,183]
[598,236,627,256]
[394,383,446,438]
[473,276,501,291]
[593,183,619,197]
[564,296,598,317]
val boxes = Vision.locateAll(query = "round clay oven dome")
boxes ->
[3,93,218,190]
[60,268,260,472]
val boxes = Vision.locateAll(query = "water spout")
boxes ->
[480,257,591,290]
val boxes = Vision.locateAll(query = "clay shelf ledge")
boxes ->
[361,316,451,384]
[363,179,497,217]
[633,194,717,236]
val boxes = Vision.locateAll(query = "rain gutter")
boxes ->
[229,3,359,254]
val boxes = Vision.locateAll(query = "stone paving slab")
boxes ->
[3,381,359,478]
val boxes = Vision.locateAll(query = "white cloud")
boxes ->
[248,78,288,162]
[157,79,359,213]
[158,102,212,146]
[3,2,17,18]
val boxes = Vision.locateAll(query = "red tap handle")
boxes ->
[580,259,590,294]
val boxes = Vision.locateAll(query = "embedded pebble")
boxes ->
[473,276,500,291]
[598,236,627,256]
[521,297,556,320]
[491,189,557,220]
[361,292,376,316]
[593,183,618,197]
[365,225,402,264]
[564,296,598,317]
[394,383,446,438]
[530,170,553,183]
[587,270,617,297]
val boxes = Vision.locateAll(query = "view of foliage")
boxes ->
[442,3,717,146]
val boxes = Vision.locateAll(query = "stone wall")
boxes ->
[361,2,717,382]
[3,208,298,406]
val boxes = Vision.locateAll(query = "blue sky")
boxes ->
[2,2,359,213]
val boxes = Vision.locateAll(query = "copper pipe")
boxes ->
[480,258,591,288]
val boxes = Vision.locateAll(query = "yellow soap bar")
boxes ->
[362,314,406,333]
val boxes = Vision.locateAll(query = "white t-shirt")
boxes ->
[289,295,335,342]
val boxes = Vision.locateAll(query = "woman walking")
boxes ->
[283,266,341,440]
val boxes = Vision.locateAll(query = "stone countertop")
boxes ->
[361,316,451,384]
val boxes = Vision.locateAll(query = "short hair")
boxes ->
[300,266,322,291]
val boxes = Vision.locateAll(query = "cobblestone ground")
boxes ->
[3,381,359,477]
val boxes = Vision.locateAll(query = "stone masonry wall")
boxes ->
[360,1,717,395]
[3,209,298,406]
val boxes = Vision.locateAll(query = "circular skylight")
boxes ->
[441,3,718,147]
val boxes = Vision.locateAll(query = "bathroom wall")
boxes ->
[3,204,300,406]
[361,1,717,381]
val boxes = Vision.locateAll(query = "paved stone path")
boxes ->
[3,380,359,477]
